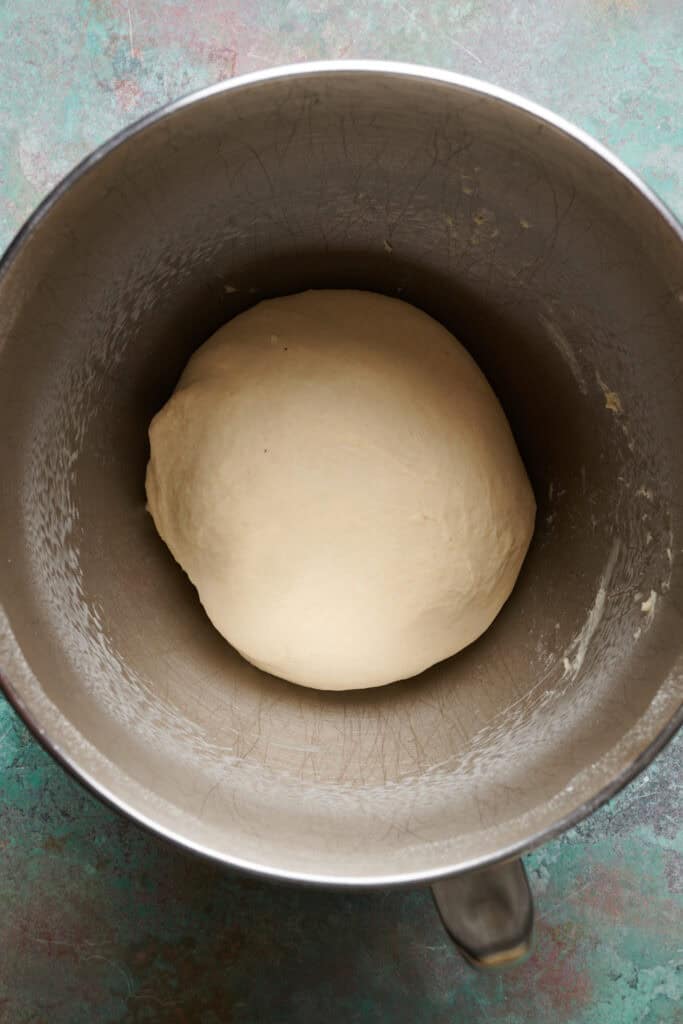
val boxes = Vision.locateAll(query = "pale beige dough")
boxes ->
[146,290,536,690]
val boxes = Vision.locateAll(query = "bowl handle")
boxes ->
[431,858,534,968]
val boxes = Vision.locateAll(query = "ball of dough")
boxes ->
[146,290,535,690]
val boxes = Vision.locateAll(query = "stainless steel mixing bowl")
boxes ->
[1,62,681,967]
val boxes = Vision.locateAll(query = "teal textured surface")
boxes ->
[0,2,681,1022]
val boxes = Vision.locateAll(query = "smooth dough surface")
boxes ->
[146,290,536,690]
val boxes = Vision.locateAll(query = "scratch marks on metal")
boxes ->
[562,538,620,679]
[538,312,587,394]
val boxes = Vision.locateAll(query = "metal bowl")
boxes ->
[1,62,681,966]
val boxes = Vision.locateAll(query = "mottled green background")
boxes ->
[0,2,681,1022]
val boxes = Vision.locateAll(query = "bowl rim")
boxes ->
[1,59,682,887]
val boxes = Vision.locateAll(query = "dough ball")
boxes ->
[146,290,535,690]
